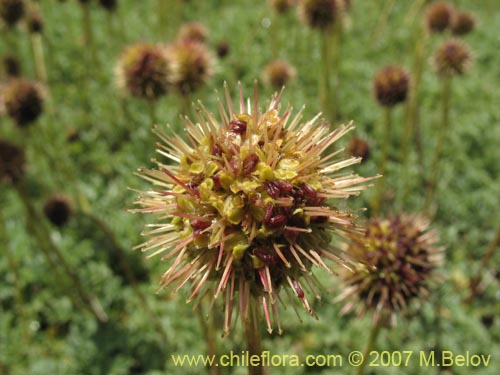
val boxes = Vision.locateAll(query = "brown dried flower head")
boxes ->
[131,84,375,335]
[2,55,21,77]
[299,0,341,31]
[270,0,295,14]
[27,10,43,33]
[0,139,25,184]
[98,0,117,12]
[216,41,230,59]
[451,11,475,36]
[116,44,171,100]
[433,39,472,77]
[166,40,214,96]
[373,66,410,108]
[425,1,454,33]
[0,0,25,27]
[262,59,297,90]
[177,22,209,43]
[44,194,73,227]
[347,137,370,162]
[2,78,44,127]
[336,215,442,321]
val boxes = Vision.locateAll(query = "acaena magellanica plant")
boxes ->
[130,83,376,373]
[425,39,471,212]
[372,66,410,213]
[116,43,171,124]
[424,1,455,34]
[2,78,44,127]
[336,215,442,375]
[262,59,297,91]
[298,0,345,123]
[451,11,475,36]
[0,0,24,28]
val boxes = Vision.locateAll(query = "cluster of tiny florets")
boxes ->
[433,39,472,77]
[425,1,454,33]
[131,85,374,334]
[373,66,410,108]
[348,137,370,162]
[337,215,442,321]
[44,194,73,227]
[2,78,44,127]
[166,40,214,96]
[451,11,475,36]
[298,0,341,31]
[177,22,209,43]
[262,59,297,90]
[27,10,43,33]
[116,44,171,100]
[0,0,25,27]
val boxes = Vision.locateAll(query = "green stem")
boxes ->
[465,221,500,304]
[30,33,48,85]
[197,304,221,375]
[373,108,392,215]
[372,0,396,45]
[245,296,263,375]
[15,181,108,323]
[424,78,451,213]
[355,318,383,375]
[148,99,157,126]
[320,30,334,124]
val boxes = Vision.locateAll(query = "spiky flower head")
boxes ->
[347,137,370,162]
[44,194,72,227]
[27,10,43,34]
[451,11,475,36]
[98,0,117,12]
[270,0,295,14]
[131,84,374,334]
[0,139,25,184]
[336,215,442,321]
[0,0,24,27]
[116,44,171,101]
[298,0,341,31]
[177,22,209,43]
[425,1,454,33]
[262,59,297,90]
[433,39,472,78]
[373,66,410,108]
[166,40,214,96]
[2,78,44,127]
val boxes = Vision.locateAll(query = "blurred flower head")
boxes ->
[336,215,442,321]
[44,194,73,227]
[2,54,21,77]
[347,137,370,162]
[2,78,44,127]
[0,139,25,184]
[373,66,410,108]
[425,1,455,33]
[116,44,171,100]
[166,40,214,96]
[0,0,25,27]
[299,0,341,31]
[177,22,209,43]
[262,59,297,90]
[27,10,43,34]
[216,41,230,59]
[270,0,295,14]
[98,0,117,12]
[433,39,472,77]
[451,11,475,36]
[131,84,374,334]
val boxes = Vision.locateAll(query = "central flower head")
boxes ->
[131,84,374,334]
